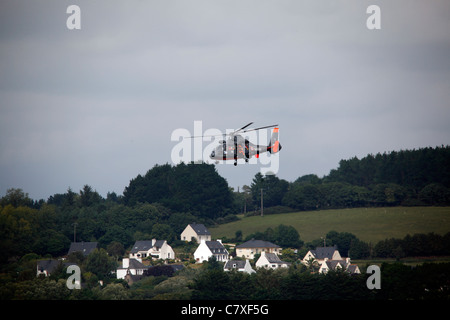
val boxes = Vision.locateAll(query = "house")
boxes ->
[129,239,175,260]
[303,246,360,274]
[181,223,211,243]
[36,259,62,277]
[37,259,77,277]
[116,258,149,280]
[194,240,229,263]
[255,251,290,269]
[224,259,256,274]
[67,242,98,256]
[124,273,146,286]
[319,258,361,275]
[37,259,61,277]
[302,246,342,265]
[236,239,281,259]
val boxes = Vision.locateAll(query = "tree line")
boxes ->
[327,146,450,190]
[241,145,450,212]
[374,232,450,259]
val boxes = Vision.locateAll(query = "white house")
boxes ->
[302,246,342,265]
[224,259,256,274]
[303,246,360,274]
[116,258,149,279]
[235,239,281,259]
[194,240,229,263]
[129,239,175,260]
[255,251,290,269]
[319,258,361,274]
[181,223,211,243]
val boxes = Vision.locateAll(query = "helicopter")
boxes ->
[189,122,282,166]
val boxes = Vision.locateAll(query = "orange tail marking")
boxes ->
[272,141,280,153]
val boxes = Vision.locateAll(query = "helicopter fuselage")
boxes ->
[184,123,281,166]
[209,131,281,165]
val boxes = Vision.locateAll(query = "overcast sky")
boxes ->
[1,0,450,200]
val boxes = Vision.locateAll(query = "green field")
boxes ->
[210,207,450,244]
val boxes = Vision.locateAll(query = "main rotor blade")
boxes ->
[233,122,254,134]
[186,122,254,138]
[184,123,278,138]
[185,133,226,139]
[241,124,278,133]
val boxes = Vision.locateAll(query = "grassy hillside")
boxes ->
[210,206,450,244]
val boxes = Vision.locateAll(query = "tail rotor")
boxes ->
[267,128,281,153]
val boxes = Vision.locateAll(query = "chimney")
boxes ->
[122,258,129,268]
